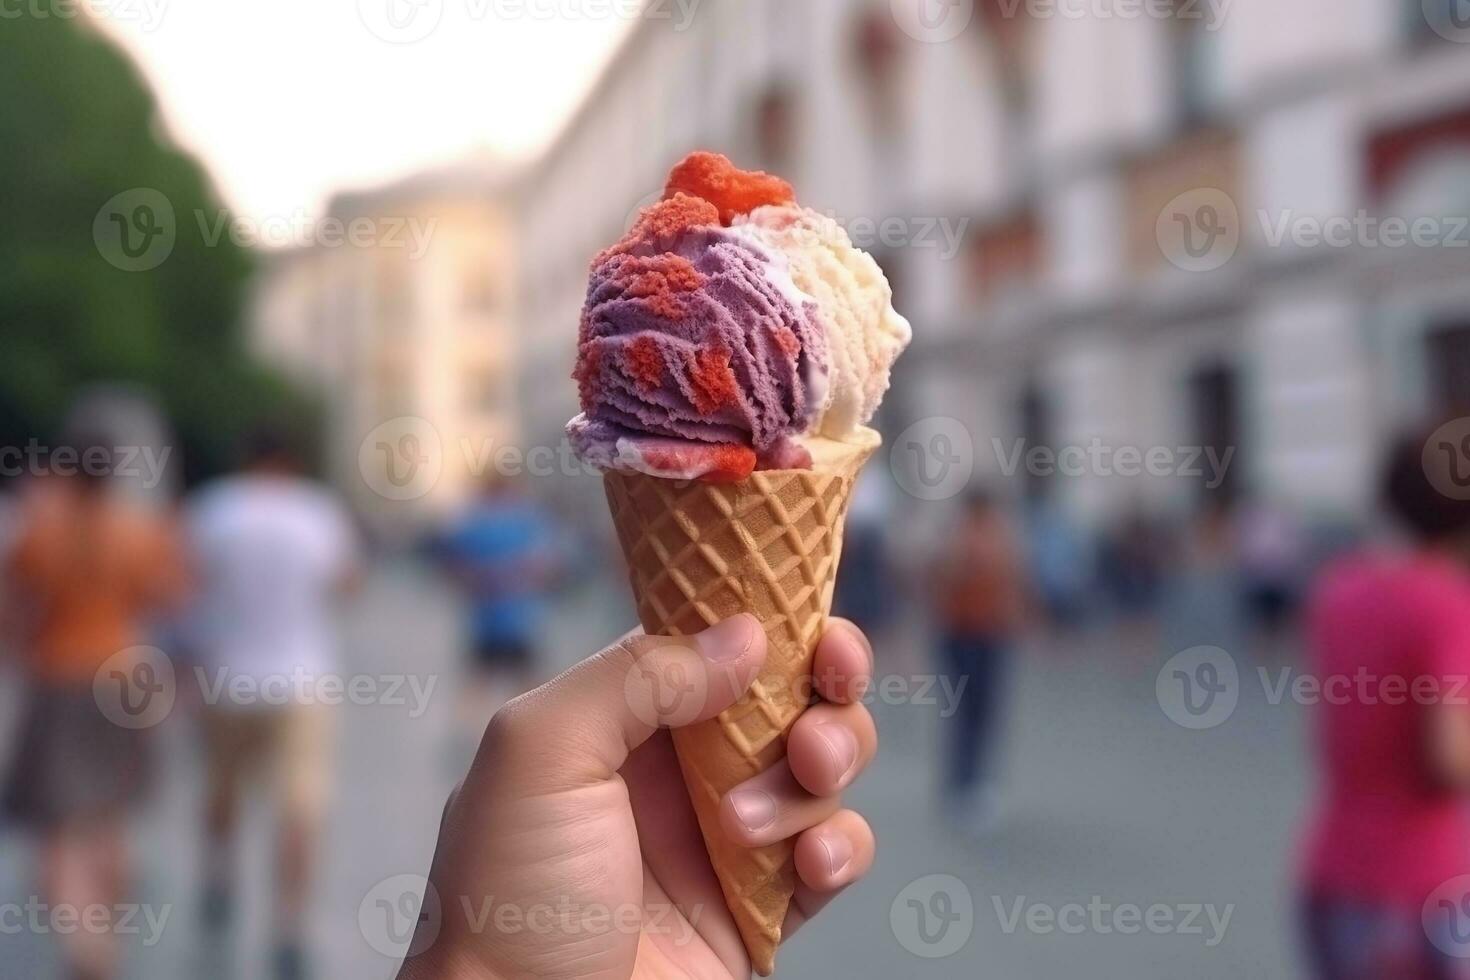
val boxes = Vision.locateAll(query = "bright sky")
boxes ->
[99,0,636,223]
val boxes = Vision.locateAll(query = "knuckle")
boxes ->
[482,694,534,752]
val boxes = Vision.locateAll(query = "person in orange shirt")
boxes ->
[933,489,1029,833]
[1,437,185,980]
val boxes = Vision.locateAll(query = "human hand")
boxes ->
[397,614,879,979]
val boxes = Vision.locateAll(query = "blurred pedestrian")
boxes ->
[1298,428,1470,979]
[1236,496,1305,655]
[932,489,1027,831]
[435,472,562,734]
[1098,506,1167,620]
[834,468,896,636]
[1023,490,1091,631]
[183,425,360,980]
[1160,494,1246,660]
[0,435,185,980]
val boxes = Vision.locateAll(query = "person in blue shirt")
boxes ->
[437,473,562,729]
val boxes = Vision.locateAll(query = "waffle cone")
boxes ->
[603,431,878,976]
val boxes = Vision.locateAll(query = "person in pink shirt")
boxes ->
[1301,426,1470,979]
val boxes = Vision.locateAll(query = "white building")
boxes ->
[251,156,520,533]
[517,0,1470,530]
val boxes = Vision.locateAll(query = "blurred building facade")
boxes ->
[518,0,1470,532]
[250,157,520,532]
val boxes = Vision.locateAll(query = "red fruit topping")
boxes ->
[638,441,757,483]
[601,195,721,263]
[625,335,665,390]
[758,439,813,471]
[571,341,602,405]
[689,345,740,414]
[774,326,801,357]
[601,252,704,320]
[663,151,796,226]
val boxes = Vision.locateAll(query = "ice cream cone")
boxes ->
[602,430,879,976]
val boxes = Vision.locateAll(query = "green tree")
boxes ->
[0,13,313,484]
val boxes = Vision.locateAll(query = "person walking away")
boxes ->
[1,438,185,980]
[184,426,360,980]
[1299,428,1470,979]
[933,490,1027,832]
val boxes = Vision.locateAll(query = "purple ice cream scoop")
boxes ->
[568,193,828,480]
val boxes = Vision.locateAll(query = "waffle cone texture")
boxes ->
[603,433,877,976]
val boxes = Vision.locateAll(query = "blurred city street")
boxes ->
[2,563,1310,979]
[10,3,1470,978]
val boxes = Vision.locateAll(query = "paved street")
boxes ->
[1,564,1310,979]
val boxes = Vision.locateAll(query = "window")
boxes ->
[1428,323,1470,416]
[1019,379,1051,501]
[1169,1,1220,128]
[1187,363,1240,503]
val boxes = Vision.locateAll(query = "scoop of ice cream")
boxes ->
[569,194,829,480]
[736,205,912,439]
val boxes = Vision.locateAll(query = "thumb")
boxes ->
[478,615,766,793]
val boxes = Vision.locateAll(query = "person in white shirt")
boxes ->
[184,426,359,980]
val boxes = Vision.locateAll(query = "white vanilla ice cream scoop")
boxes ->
[735,205,912,441]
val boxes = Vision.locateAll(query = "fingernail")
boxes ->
[819,832,853,879]
[729,789,777,832]
[696,615,755,664]
[816,723,859,787]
